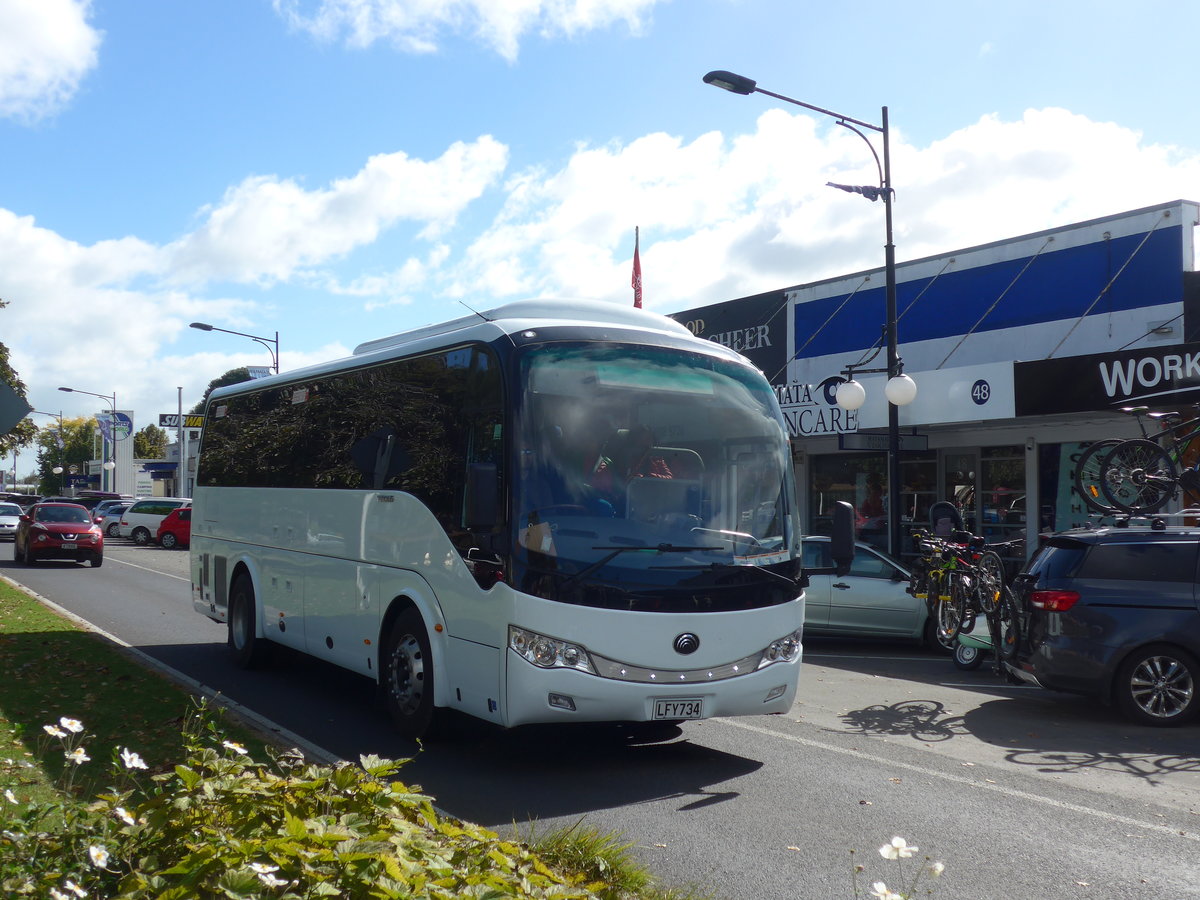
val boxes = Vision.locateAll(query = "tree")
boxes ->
[189,367,254,415]
[134,424,169,459]
[34,416,98,494]
[0,297,37,460]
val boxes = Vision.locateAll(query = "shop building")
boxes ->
[673,200,1200,565]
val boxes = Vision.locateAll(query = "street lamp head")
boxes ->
[703,70,757,95]
[884,374,918,407]
[834,379,867,411]
[57,387,73,393]
[189,322,214,331]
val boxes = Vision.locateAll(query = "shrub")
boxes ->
[1,705,595,899]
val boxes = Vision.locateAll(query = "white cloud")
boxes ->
[0,0,101,121]
[165,137,508,286]
[272,0,658,60]
[447,107,1200,314]
[5,106,1199,444]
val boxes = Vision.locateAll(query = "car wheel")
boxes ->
[105,523,120,537]
[131,527,152,545]
[381,607,448,740]
[953,643,985,671]
[1115,645,1200,726]
[90,553,103,568]
[160,532,177,550]
[922,616,953,655]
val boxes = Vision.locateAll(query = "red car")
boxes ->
[156,507,191,550]
[15,503,104,567]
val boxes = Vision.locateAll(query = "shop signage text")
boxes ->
[1015,342,1200,416]
[159,414,206,428]
[775,382,857,438]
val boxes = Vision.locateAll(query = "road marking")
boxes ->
[717,717,1200,842]
[108,556,190,581]
[806,653,944,662]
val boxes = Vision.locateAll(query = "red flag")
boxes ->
[632,227,642,308]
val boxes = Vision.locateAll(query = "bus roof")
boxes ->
[352,299,693,356]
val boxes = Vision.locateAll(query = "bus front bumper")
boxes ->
[502,648,801,728]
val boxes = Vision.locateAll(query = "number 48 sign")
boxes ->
[971,379,991,405]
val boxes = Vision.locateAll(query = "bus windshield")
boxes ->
[514,342,797,610]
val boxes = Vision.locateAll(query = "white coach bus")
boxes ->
[191,299,846,737]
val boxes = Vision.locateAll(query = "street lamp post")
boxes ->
[57,386,119,494]
[190,322,280,374]
[703,70,914,557]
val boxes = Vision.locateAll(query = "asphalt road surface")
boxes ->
[4,539,1200,899]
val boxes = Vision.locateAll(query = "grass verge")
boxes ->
[0,576,714,899]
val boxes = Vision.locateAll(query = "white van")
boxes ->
[119,498,191,545]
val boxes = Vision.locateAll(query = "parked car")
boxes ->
[92,498,134,523]
[1009,522,1200,726]
[14,502,104,567]
[0,502,22,541]
[802,536,942,649]
[156,507,191,550]
[99,504,132,537]
[118,498,191,545]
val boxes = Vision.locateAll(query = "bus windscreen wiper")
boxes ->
[649,560,800,589]
[560,543,724,588]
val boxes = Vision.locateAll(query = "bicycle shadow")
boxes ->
[833,694,1200,787]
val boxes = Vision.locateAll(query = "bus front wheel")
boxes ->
[228,574,270,668]
[382,608,444,740]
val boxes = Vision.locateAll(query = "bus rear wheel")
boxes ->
[382,608,445,740]
[228,574,270,668]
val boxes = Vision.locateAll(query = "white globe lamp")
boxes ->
[884,374,918,406]
[834,379,867,411]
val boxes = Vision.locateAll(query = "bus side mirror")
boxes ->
[465,463,499,529]
[830,501,855,577]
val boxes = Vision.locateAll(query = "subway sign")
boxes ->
[159,414,206,428]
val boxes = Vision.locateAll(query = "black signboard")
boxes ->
[669,290,789,382]
[1015,341,1200,415]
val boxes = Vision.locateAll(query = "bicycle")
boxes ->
[908,530,1007,647]
[1090,405,1200,514]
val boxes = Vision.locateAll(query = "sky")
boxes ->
[3,0,1200,474]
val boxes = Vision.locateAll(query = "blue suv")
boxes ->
[1009,521,1200,726]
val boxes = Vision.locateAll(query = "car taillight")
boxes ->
[1030,589,1080,611]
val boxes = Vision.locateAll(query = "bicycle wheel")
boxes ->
[1099,439,1178,514]
[937,574,965,644]
[974,549,1004,615]
[995,586,1021,663]
[1073,439,1121,514]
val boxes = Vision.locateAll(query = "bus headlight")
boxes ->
[509,626,597,675]
[758,629,802,669]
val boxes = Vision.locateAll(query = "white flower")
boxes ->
[114,806,136,826]
[870,882,902,900]
[222,740,248,756]
[43,724,66,738]
[88,844,109,868]
[879,836,918,860]
[64,748,90,766]
[249,862,279,874]
[928,860,946,877]
[3,789,16,804]
[120,747,148,770]
[59,717,84,734]
[64,879,88,897]
[50,888,70,900]
[258,872,288,887]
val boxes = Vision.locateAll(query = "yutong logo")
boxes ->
[1099,352,1200,399]
[673,633,700,655]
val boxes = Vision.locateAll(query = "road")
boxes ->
[4,540,1200,899]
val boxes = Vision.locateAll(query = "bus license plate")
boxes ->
[60,543,77,550]
[653,698,704,720]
